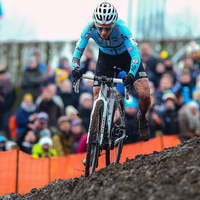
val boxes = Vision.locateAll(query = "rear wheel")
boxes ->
[106,94,125,166]
[85,100,104,177]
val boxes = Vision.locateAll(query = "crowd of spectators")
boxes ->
[0,41,200,157]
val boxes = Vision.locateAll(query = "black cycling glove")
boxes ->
[122,74,134,88]
[72,67,83,83]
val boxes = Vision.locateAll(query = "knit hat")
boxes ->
[23,93,33,100]
[40,129,51,137]
[71,120,81,126]
[39,136,53,147]
[55,69,68,83]
[37,112,49,121]
[124,96,138,108]
[57,116,70,126]
[27,56,37,63]
[79,92,93,105]
[65,105,79,116]
[162,92,176,101]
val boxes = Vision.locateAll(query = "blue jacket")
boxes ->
[15,103,36,134]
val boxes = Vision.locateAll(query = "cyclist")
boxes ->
[72,2,151,141]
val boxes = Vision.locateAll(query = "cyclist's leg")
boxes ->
[133,62,151,141]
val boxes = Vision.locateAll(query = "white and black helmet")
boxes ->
[93,2,118,25]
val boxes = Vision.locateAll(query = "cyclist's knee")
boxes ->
[93,86,100,101]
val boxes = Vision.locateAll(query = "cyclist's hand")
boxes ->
[122,74,134,88]
[72,66,83,83]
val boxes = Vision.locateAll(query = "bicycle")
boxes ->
[74,67,129,177]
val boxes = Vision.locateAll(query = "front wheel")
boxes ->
[85,100,104,177]
[106,94,126,167]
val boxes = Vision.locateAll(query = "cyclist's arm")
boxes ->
[119,24,141,77]
[72,23,92,69]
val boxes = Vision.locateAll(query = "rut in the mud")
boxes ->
[1,137,200,200]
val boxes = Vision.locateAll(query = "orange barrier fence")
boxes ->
[0,135,181,195]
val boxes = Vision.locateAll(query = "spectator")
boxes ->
[52,116,73,156]
[161,92,179,135]
[123,95,139,144]
[87,59,96,74]
[16,129,36,154]
[32,136,57,158]
[37,87,64,127]
[57,78,79,109]
[155,75,173,104]
[55,68,68,92]
[71,120,87,153]
[65,105,80,122]
[183,57,199,87]
[78,92,93,132]
[80,49,94,73]
[147,93,165,138]
[162,55,176,84]
[35,83,64,109]
[76,134,87,154]
[21,56,45,100]
[31,112,56,143]
[171,68,194,104]
[178,101,200,141]
[15,93,37,136]
[174,91,184,112]
[80,71,94,95]
[185,41,200,69]
[151,62,166,88]
[193,82,200,111]
[0,65,16,140]
[32,48,47,76]
[0,134,17,151]
[140,43,159,84]
[58,56,73,82]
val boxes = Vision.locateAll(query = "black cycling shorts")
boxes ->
[94,49,147,87]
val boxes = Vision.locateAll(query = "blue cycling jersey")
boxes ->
[72,19,141,77]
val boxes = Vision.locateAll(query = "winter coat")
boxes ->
[21,67,45,99]
[78,106,92,132]
[0,77,16,112]
[52,130,73,156]
[15,103,36,134]
[57,90,79,109]
[32,143,57,158]
[37,100,64,127]
[76,134,87,153]
[161,107,179,135]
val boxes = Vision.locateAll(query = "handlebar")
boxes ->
[74,74,129,100]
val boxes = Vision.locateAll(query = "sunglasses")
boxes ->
[96,26,113,32]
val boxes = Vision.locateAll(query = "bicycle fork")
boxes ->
[87,84,108,145]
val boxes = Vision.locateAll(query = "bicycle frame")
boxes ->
[74,73,129,149]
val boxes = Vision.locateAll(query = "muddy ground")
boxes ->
[1,137,200,200]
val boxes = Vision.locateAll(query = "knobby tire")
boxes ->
[85,100,104,177]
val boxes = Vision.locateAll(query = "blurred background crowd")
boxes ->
[1,40,200,158]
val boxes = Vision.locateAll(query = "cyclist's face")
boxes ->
[96,22,113,40]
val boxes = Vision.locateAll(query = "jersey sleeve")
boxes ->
[118,22,141,77]
[72,22,93,69]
